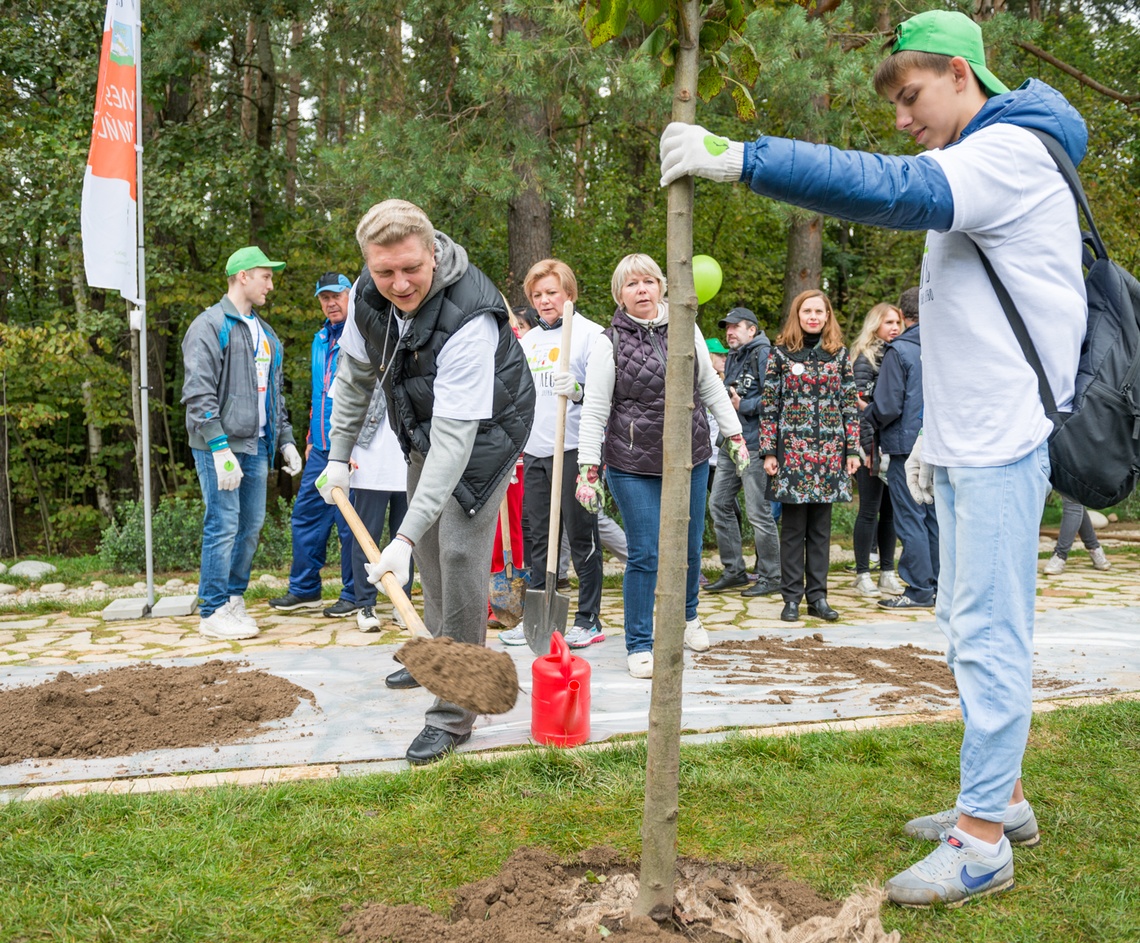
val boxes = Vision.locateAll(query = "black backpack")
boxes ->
[972,128,1140,510]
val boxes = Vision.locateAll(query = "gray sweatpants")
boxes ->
[407,451,511,735]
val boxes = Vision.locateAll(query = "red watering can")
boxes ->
[531,630,591,747]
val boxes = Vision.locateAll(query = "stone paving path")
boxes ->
[1,541,1135,666]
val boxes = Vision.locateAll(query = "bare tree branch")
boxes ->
[1016,40,1140,106]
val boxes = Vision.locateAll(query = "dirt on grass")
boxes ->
[339,846,898,943]
[0,660,315,765]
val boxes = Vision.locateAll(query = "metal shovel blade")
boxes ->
[523,572,569,655]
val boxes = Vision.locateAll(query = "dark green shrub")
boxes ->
[99,495,206,572]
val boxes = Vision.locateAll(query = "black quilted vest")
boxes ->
[352,265,535,515]
[603,309,711,476]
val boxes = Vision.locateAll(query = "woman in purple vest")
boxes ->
[575,253,749,679]
[760,289,861,623]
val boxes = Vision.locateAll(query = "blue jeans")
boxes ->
[887,454,939,603]
[933,442,1051,821]
[607,462,709,655]
[288,447,354,601]
[193,439,270,617]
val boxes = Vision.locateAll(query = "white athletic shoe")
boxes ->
[683,617,710,652]
[628,652,654,679]
[357,606,381,632]
[393,606,407,629]
[852,572,877,597]
[227,596,258,631]
[878,570,906,596]
[199,606,258,641]
[1089,547,1112,570]
[1043,553,1066,575]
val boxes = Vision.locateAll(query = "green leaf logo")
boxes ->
[316,472,327,487]
[223,460,235,472]
[704,134,729,156]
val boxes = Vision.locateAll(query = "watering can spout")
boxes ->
[561,680,581,731]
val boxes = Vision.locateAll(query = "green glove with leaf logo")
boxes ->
[660,122,745,187]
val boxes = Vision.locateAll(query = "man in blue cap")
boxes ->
[183,246,301,640]
[270,272,360,616]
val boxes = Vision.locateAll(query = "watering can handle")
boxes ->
[550,630,571,677]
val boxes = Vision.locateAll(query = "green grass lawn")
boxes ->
[1,700,1137,942]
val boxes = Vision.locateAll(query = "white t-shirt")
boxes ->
[339,290,497,422]
[520,311,604,457]
[919,123,1085,467]
[240,315,270,437]
[350,418,407,492]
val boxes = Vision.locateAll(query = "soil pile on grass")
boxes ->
[0,661,315,765]
[696,634,958,709]
[339,846,898,943]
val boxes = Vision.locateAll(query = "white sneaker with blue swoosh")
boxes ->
[887,829,1014,907]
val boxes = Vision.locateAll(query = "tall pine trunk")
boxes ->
[633,0,700,921]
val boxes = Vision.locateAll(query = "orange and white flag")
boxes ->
[81,0,141,303]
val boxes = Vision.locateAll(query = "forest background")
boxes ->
[1,0,1138,561]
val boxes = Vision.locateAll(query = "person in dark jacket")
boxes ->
[867,288,939,611]
[848,302,904,599]
[705,307,781,597]
[316,200,535,766]
[759,289,860,624]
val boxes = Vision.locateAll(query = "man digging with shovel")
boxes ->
[318,199,535,765]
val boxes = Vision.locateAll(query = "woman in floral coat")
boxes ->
[760,289,860,623]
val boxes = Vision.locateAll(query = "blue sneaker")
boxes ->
[905,804,1040,847]
[563,624,605,648]
[498,626,527,646]
[887,829,1014,907]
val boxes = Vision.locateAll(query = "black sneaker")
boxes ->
[878,595,934,610]
[323,598,361,618]
[268,592,323,611]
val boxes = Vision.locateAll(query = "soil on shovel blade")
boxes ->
[0,661,315,765]
[339,846,898,943]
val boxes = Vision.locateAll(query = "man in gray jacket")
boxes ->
[317,200,535,765]
[182,246,302,640]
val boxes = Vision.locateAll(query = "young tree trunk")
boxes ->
[0,372,14,557]
[781,212,823,319]
[633,0,701,921]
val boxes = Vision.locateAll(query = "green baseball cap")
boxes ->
[225,246,286,276]
[706,337,730,355]
[892,10,1009,97]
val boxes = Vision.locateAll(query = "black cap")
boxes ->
[718,307,759,329]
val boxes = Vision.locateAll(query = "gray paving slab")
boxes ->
[100,597,151,621]
[2,606,1138,789]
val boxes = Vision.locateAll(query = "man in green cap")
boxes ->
[182,246,302,641]
[661,9,1086,906]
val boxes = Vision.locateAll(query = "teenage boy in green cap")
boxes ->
[182,246,301,641]
[661,9,1086,906]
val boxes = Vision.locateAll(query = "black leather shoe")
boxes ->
[405,725,471,765]
[742,580,780,597]
[780,600,800,622]
[807,598,840,621]
[703,573,750,593]
[385,667,422,689]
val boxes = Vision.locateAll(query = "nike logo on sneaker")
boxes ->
[960,865,1006,890]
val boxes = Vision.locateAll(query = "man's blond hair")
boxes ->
[356,200,434,254]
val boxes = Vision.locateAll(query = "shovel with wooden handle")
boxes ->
[330,486,519,715]
[523,300,575,654]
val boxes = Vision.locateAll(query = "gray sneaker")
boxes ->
[1089,547,1112,570]
[887,829,1014,907]
[498,625,527,646]
[904,804,1040,847]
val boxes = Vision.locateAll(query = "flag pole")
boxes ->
[132,6,155,610]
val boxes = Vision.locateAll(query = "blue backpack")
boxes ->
[973,128,1140,510]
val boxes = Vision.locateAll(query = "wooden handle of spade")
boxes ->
[330,486,429,639]
[545,299,575,576]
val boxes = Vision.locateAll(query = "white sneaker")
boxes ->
[852,572,877,596]
[628,652,653,678]
[199,607,258,640]
[878,570,905,596]
[683,617,709,652]
[227,596,258,631]
[357,606,381,632]
[1089,547,1112,570]
[1043,552,1066,575]
[393,607,407,629]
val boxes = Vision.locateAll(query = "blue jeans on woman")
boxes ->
[933,442,1051,821]
[192,438,270,617]
[607,462,709,655]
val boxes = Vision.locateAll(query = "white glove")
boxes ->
[878,452,891,481]
[552,371,582,403]
[660,122,746,187]
[365,538,413,595]
[212,448,243,491]
[315,460,351,504]
[281,443,302,477]
[905,434,934,504]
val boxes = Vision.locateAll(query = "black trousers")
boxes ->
[779,502,833,604]
[522,448,603,629]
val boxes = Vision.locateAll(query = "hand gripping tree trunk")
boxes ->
[632,0,701,921]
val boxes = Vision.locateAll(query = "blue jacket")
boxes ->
[739,79,1087,230]
[867,324,923,456]
[307,320,344,451]
[722,330,770,453]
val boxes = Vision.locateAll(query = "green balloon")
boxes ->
[693,255,723,305]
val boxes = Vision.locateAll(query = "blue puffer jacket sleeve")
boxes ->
[740,137,955,233]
